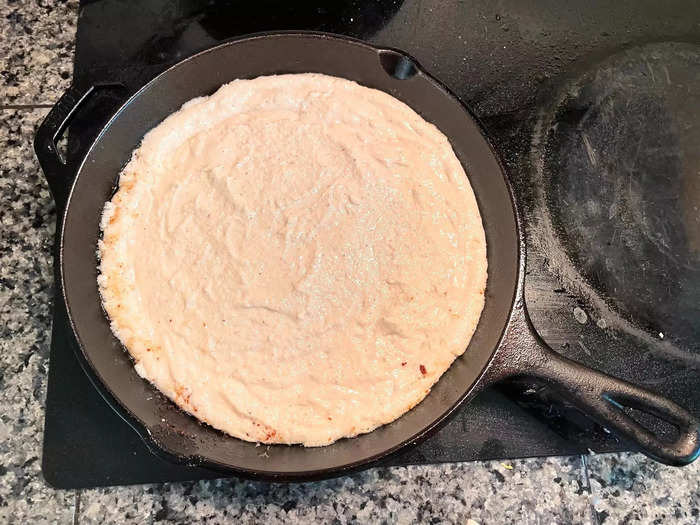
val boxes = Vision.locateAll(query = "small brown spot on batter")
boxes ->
[401,362,407,366]
[419,364,427,375]
[174,384,192,405]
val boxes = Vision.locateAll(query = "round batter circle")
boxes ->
[98,73,487,446]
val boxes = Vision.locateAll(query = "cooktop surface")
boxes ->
[42,0,700,488]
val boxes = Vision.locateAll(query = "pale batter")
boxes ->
[98,73,487,446]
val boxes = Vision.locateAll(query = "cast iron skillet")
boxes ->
[35,32,699,479]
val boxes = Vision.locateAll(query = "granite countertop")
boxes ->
[1,2,699,524]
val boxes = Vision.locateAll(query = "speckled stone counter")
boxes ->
[1,2,699,524]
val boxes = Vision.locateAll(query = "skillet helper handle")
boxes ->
[34,84,93,202]
[500,308,700,466]
[34,82,124,207]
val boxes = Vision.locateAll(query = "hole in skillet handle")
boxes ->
[616,401,681,443]
[378,49,419,80]
[602,392,683,444]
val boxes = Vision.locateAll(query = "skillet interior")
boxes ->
[60,33,520,479]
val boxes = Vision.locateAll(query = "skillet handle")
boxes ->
[34,82,124,208]
[492,307,700,466]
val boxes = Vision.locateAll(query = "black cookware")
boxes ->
[35,33,699,480]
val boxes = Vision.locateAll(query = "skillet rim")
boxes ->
[57,30,523,481]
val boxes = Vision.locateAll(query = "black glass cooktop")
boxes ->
[42,0,700,488]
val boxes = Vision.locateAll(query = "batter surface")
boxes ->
[98,73,487,446]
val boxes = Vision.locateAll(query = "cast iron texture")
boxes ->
[35,32,699,479]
